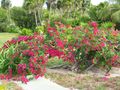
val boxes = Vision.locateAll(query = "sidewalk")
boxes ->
[15,77,69,90]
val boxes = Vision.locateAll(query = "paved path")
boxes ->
[15,77,69,90]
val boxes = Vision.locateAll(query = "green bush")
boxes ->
[19,28,33,36]
[6,25,20,33]
[10,7,36,29]
[35,26,45,34]
[101,22,114,29]
[0,8,8,32]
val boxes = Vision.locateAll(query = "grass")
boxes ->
[0,33,18,47]
[45,72,120,90]
[0,81,23,90]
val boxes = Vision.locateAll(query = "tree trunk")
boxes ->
[38,9,41,26]
[34,10,38,27]
[71,61,81,73]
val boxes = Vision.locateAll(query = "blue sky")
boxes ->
[0,0,108,7]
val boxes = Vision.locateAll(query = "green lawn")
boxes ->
[0,33,18,47]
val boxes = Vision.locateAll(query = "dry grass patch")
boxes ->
[45,72,120,90]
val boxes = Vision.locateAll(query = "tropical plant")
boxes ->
[89,1,120,29]
[109,0,120,4]
[0,8,8,32]
[19,28,33,36]
[1,0,11,9]
[7,25,20,33]
[110,5,120,30]
[88,2,111,23]
[101,22,114,29]
[0,34,47,83]
[35,25,45,34]
[46,21,120,72]
[10,7,36,29]
[0,21,119,83]
[23,0,45,26]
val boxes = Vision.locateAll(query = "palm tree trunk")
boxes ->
[38,9,41,26]
[34,10,38,27]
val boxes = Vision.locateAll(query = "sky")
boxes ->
[91,0,108,5]
[0,0,108,7]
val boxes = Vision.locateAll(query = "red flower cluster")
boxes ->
[0,33,47,83]
[46,47,64,58]
[47,27,59,36]
[22,50,34,56]
[55,39,64,49]
[111,55,119,64]
[91,21,98,27]
[90,21,99,35]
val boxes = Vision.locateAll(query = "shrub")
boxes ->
[35,26,45,34]
[7,25,20,33]
[46,21,120,71]
[10,7,36,29]
[0,33,47,83]
[19,28,33,36]
[0,21,119,83]
[101,22,114,29]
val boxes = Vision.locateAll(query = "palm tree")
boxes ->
[1,0,12,28]
[23,0,45,26]
[1,0,11,9]
[109,0,120,4]
[110,4,120,29]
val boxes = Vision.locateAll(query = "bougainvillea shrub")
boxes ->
[45,21,120,71]
[0,33,48,83]
[0,21,119,83]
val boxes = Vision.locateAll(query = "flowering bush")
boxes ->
[0,33,47,83]
[45,21,120,71]
[0,21,119,83]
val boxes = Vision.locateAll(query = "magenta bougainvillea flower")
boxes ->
[82,38,90,46]
[91,21,98,27]
[55,39,64,49]
[21,75,29,84]
[111,55,119,64]
[93,28,99,35]
[99,42,106,48]
[46,47,64,58]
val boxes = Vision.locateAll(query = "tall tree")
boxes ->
[46,0,91,17]
[109,0,120,4]
[1,0,11,9]
[1,0,12,31]
[23,0,45,26]
[0,7,8,32]
[10,7,36,29]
